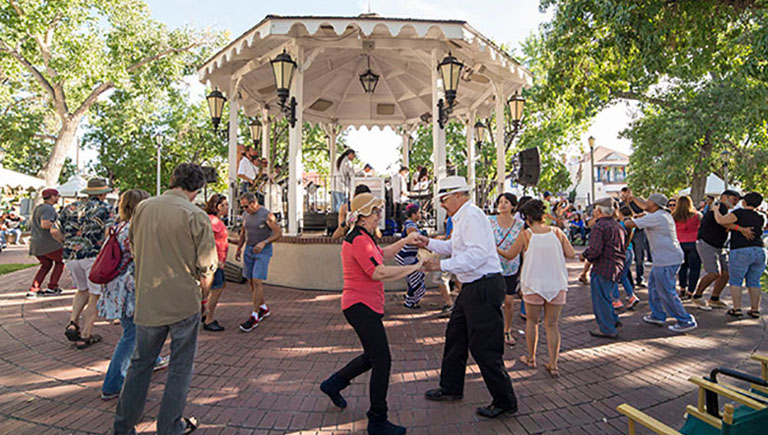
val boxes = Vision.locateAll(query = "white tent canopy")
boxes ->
[198,14,534,234]
[678,174,738,197]
[56,174,88,197]
[0,167,46,190]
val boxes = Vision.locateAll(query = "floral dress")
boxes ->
[489,215,524,276]
[96,222,135,320]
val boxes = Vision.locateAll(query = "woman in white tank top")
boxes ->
[499,199,576,377]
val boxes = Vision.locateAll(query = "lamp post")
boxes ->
[720,149,731,190]
[588,136,596,205]
[436,52,464,128]
[155,136,163,196]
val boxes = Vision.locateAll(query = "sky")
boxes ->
[74,0,636,173]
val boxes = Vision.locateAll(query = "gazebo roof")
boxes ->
[198,14,533,129]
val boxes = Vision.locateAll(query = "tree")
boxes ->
[0,0,215,187]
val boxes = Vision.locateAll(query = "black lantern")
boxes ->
[474,121,487,143]
[436,52,464,129]
[720,149,731,163]
[270,50,298,127]
[249,117,263,146]
[206,88,226,131]
[359,56,380,94]
[438,52,463,107]
[508,92,525,126]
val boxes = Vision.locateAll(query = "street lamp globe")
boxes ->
[271,50,297,105]
[206,88,226,131]
[473,121,487,143]
[437,52,464,107]
[588,136,596,149]
[720,149,731,164]
[248,117,263,146]
[507,92,525,125]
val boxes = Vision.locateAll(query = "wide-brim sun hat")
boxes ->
[434,175,471,201]
[81,178,112,195]
[350,193,384,219]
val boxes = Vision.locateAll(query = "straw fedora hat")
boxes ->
[81,178,112,195]
[434,175,471,200]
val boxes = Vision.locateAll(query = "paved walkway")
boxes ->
[0,252,765,434]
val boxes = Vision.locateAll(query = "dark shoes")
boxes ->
[589,329,618,339]
[203,320,225,332]
[320,374,348,408]
[367,419,406,435]
[476,403,518,418]
[424,388,462,402]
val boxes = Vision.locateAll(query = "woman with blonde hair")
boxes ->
[672,195,702,300]
[98,189,168,400]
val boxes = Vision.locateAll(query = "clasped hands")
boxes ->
[403,232,441,272]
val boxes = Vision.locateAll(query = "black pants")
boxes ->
[334,303,391,420]
[633,229,649,284]
[439,274,517,409]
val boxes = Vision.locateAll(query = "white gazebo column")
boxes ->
[324,123,339,207]
[287,47,304,235]
[432,49,447,232]
[401,129,410,167]
[494,82,506,194]
[465,112,476,202]
[261,107,270,167]
[227,79,239,220]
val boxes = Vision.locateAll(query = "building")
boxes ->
[567,145,630,206]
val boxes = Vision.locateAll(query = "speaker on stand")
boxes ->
[512,147,541,187]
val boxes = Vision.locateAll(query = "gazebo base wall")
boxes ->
[225,235,422,291]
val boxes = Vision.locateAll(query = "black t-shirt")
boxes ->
[697,203,730,248]
[619,200,645,231]
[730,209,766,250]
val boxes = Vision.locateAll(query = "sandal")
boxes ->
[578,275,589,285]
[519,354,536,368]
[544,362,560,378]
[76,334,102,350]
[182,416,198,434]
[504,331,516,346]
[726,308,743,317]
[747,310,761,319]
[65,321,81,342]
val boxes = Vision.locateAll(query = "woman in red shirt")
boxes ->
[673,195,702,299]
[320,193,422,435]
[203,194,229,332]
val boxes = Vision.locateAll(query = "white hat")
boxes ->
[434,176,471,200]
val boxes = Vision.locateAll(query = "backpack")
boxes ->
[89,222,130,285]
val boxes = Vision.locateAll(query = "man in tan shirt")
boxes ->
[114,163,217,435]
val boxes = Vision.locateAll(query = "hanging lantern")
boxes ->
[507,92,525,125]
[437,52,464,107]
[474,121,487,143]
[206,88,226,130]
[359,56,380,94]
[271,50,297,105]
[248,117,263,145]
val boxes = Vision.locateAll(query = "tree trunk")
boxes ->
[38,116,80,186]
[690,173,707,205]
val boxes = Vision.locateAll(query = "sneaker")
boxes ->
[612,300,624,309]
[403,302,421,309]
[708,299,727,309]
[668,319,697,333]
[26,291,40,299]
[440,304,453,313]
[642,315,666,326]
[203,320,225,332]
[101,391,120,401]
[39,288,62,296]
[154,356,170,371]
[258,306,270,320]
[636,282,647,288]
[626,295,640,310]
[239,315,259,332]
[692,297,712,311]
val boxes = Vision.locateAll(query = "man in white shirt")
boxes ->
[391,166,410,230]
[237,146,258,194]
[417,176,518,419]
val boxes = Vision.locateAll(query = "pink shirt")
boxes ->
[341,226,385,314]
[675,215,700,243]
[208,214,229,263]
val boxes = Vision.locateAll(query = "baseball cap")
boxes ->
[647,193,668,209]
[722,189,741,198]
[41,188,60,199]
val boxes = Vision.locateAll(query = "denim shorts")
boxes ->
[211,268,225,289]
[243,243,273,280]
[728,247,767,287]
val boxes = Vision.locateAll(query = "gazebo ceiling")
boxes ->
[198,14,533,129]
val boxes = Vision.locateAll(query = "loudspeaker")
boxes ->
[516,147,540,186]
[201,166,218,184]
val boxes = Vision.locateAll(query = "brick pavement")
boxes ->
[0,251,766,434]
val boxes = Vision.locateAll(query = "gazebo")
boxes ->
[198,13,533,234]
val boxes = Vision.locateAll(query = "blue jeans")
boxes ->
[647,265,695,325]
[614,249,636,300]
[102,316,164,395]
[114,312,200,435]
[331,191,347,212]
[678,242,701,294]
[590,273,619,335]
[728,247,767,287]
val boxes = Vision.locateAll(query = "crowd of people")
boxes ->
[12,159,766,434]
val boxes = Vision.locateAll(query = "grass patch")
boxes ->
[762,272,768,293]
[0,263,36,275]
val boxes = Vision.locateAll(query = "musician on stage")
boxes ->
[391,166,410,230]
